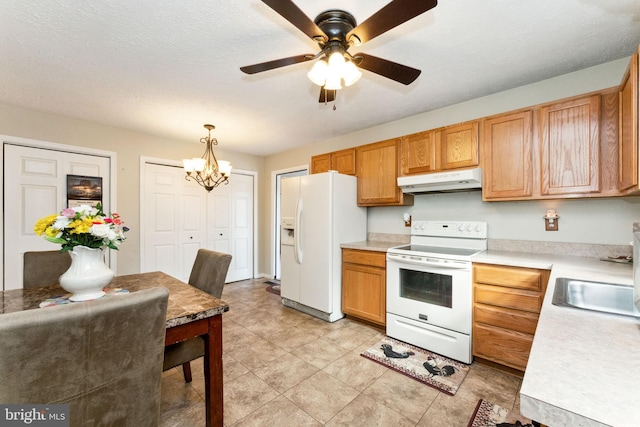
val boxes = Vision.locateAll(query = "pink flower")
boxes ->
[61,208,75,218]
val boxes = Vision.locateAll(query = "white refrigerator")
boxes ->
[280,171,367,322]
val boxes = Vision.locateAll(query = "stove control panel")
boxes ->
[411,221,487,239]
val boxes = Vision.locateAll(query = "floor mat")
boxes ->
[361,336,469,395]
[467,399,534,427]
[264,280,280,295]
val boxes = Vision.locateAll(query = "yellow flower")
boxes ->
[45,227,60,238]
[69,218,93,234]
[33,214,58,236]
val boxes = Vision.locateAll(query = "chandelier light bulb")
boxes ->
[182,159,195,173]
[218,160,232,177]
[192,158,206,172]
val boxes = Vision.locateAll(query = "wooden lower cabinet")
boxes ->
[342,249,386,326]
[472,263,550,372]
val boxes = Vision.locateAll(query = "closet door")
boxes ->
[4,144,111,290]
[142,163,206,282]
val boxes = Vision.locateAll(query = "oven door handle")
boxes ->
[386,254,469,270]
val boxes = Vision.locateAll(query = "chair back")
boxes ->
[23,250,72,288]
[188,249,232,298]
[0,287,169,426]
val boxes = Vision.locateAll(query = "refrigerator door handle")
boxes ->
[294,198,303,264]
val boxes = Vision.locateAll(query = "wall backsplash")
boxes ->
[367,191,640,246]
[488,239,632,258]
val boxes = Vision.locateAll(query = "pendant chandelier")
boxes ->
[182,124,232,192]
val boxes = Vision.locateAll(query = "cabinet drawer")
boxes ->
[474,303,539,335]
[342,249,386,268]
[473,323,533,371]
[473,263,545,291]
[474,285,542,313]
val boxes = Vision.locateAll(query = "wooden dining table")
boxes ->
[0,271,229,427]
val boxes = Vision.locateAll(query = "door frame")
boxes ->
[139,156,258,278]
[271,165,308,280]
[1,135,117,287]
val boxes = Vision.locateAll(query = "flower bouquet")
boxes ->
[34,203,128,252]
[33,203,129,301]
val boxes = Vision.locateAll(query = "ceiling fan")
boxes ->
[240,0,438,103]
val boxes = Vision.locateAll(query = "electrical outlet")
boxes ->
[545,217,558,231]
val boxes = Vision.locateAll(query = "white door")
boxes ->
[214,173,254,282]
[142,163,206,281]
[3,144,111,290]
[142,161,254,283]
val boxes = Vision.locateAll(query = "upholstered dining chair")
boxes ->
[163,248,232,382]
[23,250,72,288]
[0,287,169,426]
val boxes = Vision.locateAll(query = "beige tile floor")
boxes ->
[160,279,525,426]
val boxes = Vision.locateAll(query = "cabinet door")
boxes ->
[331,148,356,175]
[473,323,533,371]
[342,262,386,325]
[400,130,437,175]
[540,95,601,195]
[310,153,331,174]
[356,138,412,206]
[482,111,533,199]
[437,121,479,170]
[619,51,639,191]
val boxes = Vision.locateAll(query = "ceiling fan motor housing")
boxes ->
[314,10,357,48]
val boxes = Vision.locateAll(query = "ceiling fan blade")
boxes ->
[355,53,421,85]
[319,87,336,103]
[240,54,314,74]
[261,0,328,43]
[347,0,437,45]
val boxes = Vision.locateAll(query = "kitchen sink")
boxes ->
[552,277,639,318]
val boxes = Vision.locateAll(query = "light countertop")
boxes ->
[473,250,639,426]
[341,240,406,252]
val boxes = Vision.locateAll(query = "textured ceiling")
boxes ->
[1,1,640,156]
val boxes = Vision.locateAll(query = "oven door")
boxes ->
[386,253,472,334]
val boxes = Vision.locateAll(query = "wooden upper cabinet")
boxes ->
[540,95,601,195]
[310,153,331,174]
[619,51,639,192]
[311,148,356,175]
[400,130,437,175]
[331,148,356,175]
[356,138,413,206]
[437,121,479,170]
[482,111,533,199]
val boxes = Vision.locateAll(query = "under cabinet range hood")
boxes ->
[397,168,482,193]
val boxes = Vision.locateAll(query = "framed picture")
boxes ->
[67,175,103,208]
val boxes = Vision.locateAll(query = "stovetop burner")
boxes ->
[387,220,488,261]
[391,244,484,258]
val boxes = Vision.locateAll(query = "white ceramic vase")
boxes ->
[59,245,115,302]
